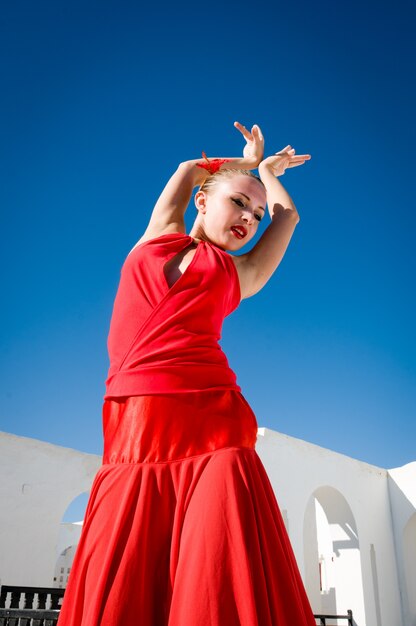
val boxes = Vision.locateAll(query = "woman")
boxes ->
[57,122,314,626]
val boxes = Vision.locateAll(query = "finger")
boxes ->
[252,125,264,143]
[234,121,253,141]
[255,124,264,141]
[275,145,292,154]
[290,155,311,161]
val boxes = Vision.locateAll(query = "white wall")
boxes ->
[55,521,84,562]
[255,427,409,626]
[388,462,416,626]
[0,431,101,587]
[53,522,84,588]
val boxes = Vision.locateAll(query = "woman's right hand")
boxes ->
[234,121,265,167]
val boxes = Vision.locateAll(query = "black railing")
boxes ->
[314,610,354,625]
[0,585,354,626]
[0,586,64,626]
[0,608,60,625]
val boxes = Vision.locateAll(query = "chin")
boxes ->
[232,230,253,247]
[225,237,249,252]
[211,230,250,252]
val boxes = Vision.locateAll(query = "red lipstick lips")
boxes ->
[231,225,247,239]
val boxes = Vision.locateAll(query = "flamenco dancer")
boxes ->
[57,121,314,625]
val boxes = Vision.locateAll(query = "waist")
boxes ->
[102,390,258,464]
[104,362,241,399]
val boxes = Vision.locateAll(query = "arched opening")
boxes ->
[53,545,79,588]
[303,486,366,625]
[62,492,90,523]
[403,513,416,624]
[53,491,90,588]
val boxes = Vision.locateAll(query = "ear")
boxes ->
[194,190,208,214]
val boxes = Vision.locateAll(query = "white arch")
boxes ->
[303,485,366,625]
[62,491,90,523]
[52,489,92,588]
[53,490,91,589]
[53,545,78,589]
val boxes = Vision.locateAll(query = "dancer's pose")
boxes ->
[57,122,315,625]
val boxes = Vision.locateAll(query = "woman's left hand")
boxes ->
[259,145,312,177]
[234,121,265,166]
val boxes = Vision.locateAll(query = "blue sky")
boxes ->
[1,0,415,478]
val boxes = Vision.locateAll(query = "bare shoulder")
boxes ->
[128,222,186,254]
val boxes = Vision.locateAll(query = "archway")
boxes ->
[304,486,366,625]
[53,492,90,588]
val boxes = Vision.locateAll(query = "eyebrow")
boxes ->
[236,191,265,212]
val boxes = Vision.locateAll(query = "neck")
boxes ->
[189,222,206,244]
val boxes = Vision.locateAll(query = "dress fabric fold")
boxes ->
[57,233,317,626]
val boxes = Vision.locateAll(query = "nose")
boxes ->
[241,209,254,225]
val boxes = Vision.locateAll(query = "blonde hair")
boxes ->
[198,168,265,195]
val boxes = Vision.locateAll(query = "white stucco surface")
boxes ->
[0,431,101,587]
[387,461,416,626]
[255,427,408,626]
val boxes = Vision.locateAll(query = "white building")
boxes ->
[53,522,83,588]
[0,428,414,626]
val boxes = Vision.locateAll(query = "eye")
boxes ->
[255,214,262,222]
[232,197,245,207]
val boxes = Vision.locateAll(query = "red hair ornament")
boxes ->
[196,151,231,175]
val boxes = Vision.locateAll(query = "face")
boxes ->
[194,175,267,251]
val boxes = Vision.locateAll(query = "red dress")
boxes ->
[57,233,316,626]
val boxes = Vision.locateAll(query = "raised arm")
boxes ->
[130,122,264,249]
[238,145,312,297]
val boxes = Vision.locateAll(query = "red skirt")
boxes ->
[57,390,316,626]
